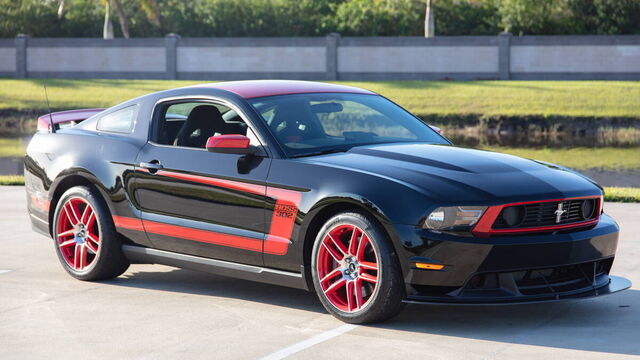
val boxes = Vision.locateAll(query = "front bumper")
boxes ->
[393,213,631,304]
[404,275,631,305]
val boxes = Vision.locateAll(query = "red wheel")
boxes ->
[53,186,129,280]
[311,212,405,323]
[56,197,101,271]
[316,224,380,312]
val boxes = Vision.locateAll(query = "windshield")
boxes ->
[248,93,448,157]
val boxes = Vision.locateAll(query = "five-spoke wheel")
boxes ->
[53,186,129,280]
[316,224,380,312]
[312,211,405,323]
[57,197,101,271]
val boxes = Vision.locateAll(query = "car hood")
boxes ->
[301,143,601,204]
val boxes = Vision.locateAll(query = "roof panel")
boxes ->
[187,80,375,99]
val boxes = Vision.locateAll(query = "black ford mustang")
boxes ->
[25,80,630,323]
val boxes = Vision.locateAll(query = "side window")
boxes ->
[151,101,260,149]
[97,105,137,133]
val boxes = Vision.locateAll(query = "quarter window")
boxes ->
[97,105,137,133]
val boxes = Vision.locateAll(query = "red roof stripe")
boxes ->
[186,80,375,99]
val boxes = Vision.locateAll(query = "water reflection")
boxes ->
[0,135,29,176]
[0,157,22,175]
[447,129,640,148]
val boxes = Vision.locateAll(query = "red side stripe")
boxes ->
[143,220,263,252]
[152,169,265,195]
[132,169,303,255]
[113,215,145,231]
[30,194,51,212]
[113,215,263,252]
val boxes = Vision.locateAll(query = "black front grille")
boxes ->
[493,198,598,229]
[462,258,613,298]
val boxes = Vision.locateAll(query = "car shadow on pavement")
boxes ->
[101,266,325,314]
[103,266,638,356]
[376,288,640,356]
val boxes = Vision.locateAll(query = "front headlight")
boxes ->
[424,206,487,231]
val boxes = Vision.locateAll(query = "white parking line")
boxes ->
[0,270,11,275]
[258,324,358,360]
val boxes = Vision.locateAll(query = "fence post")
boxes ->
[498,32,512,80]
[165,33,179,80]
[326,33,340,81]
[15,34,28,79]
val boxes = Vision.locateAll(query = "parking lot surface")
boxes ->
[0,186,638,359]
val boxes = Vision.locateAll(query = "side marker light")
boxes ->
[415,263,445,270]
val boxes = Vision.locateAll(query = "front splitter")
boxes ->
[404,275,632,306]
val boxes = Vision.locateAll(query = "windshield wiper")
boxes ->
[291,148,349,158]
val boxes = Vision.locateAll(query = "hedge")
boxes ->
[1,0,639,38]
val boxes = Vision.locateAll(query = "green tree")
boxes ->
[1,0,639,37]
[565,0,640,34]
[496,0,561,35]
[434,0,501,36]
[56,0,162,38]
[329,0,424,36]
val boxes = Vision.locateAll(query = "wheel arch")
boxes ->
[298,196,406,291]
[48,171,113,236]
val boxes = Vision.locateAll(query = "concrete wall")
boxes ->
[336,37,499,80]
[0,39,16,76]
[509,36,640,80]
[176,37,326,80]
[1,34,639,81]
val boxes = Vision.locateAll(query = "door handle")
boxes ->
[139,161,163,173]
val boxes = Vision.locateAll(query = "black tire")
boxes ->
[311,211,405,324]
[52,185,130,281]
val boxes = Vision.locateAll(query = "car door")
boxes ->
[133,98,270,266]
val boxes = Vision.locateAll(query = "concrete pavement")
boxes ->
[0,186,638,359]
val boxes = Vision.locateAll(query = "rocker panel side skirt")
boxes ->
[121,244,309,290]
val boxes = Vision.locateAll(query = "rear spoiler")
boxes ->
[37,108,105,132]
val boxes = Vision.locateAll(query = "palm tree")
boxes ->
[102,0,114,39]
[425,0,435,37]
[111,0,130,39]
[56,0,68,18]
[56,0,161,38]
[140,0,161,28]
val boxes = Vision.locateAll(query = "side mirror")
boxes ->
[206,134,255,155]
[428,124,443,135]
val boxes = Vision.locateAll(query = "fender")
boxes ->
[295,193,412,287]
[299,193,393,238]
[48,168,119,220]
[26,129,143,237]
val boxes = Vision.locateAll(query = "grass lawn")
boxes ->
[479,146,640,171]
[344,81,640,118]
[0,138,26,157]
[2,79,640,118]
[1,175,636,202]
[604,187,640,203]
[0,175,24,185]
